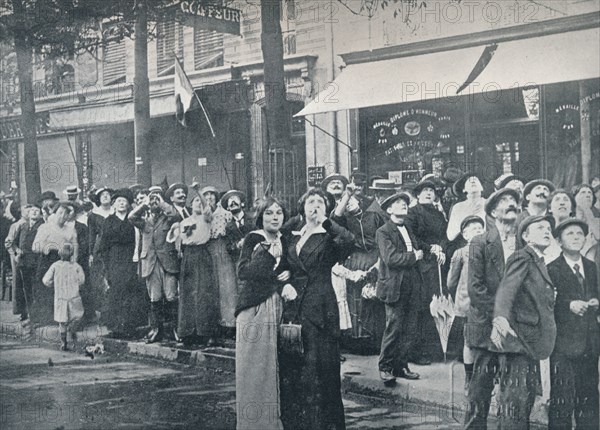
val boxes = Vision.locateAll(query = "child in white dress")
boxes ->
[43,244,85,350]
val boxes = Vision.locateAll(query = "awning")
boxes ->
[462,27,600,93]
[49,94,176,130]
[295,27,600,117]
[295,46,485,116]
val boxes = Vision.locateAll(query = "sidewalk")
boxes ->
[0,301,548,427]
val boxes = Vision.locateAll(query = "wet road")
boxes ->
[0,339,462,429]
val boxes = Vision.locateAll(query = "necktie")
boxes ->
[573,263,585,293]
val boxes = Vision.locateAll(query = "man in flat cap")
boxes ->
[516,179,555,226]
[376,193,425,384]
[165,183,190,220]
[491,215,557,430]
[464,187,520,429]
[547,219,599,429]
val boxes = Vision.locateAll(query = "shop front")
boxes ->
[297,13,600,192]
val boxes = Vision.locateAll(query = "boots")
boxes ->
[146,301,163,344]
[60,332,68,351]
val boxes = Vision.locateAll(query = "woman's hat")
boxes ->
[200,186,219,196]
[220,189,246,209]
[111,188,134,205]
[381,193,411,212]
[413,179,438,196]
[452,173,479,196]
[553,218,589,239]
[92,187,115,206]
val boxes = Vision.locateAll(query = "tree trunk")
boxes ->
[12,0,42,203]
[261,0,291,201]
[134,0,152,185]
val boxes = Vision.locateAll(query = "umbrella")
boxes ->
[429,264,455,363]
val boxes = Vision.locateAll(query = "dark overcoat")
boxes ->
[493,246,556,360]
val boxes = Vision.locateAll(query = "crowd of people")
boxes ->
[1,169,599,430]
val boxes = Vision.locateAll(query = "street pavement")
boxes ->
[0,338,465,429]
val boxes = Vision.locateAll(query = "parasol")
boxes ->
[429,264,455,363]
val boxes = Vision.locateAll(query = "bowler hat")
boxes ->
[220,189,246,210]
[321,173,349,191]
[381,192,411,212]
[165,183,188,202]
[111,188,134,205]
[351,171,367,185]
[39,191,58,202]
[553,218,589,239]
[517,215,555,247]
[522,179,555,200]
[485,188,521,216]
[443,167,464,184]
[460,215,485,233]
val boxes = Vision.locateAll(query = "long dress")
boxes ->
[235,230,287,430]
[174,215,218,339]
[280,219,354,430]
[208,205,237,328]
[88,208,111,314]
[98,213,146,334]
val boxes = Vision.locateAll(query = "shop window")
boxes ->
[157,21,184,76]
[193,29,224,70]
[103,40,126,86]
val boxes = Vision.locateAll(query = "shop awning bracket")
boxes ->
[303,117,353,151]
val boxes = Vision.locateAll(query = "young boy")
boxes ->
[447,215,485,394]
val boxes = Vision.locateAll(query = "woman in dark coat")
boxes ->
[280,188,354,430]
[98,189,145,337]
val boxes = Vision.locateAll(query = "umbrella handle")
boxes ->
[438,264,443,296]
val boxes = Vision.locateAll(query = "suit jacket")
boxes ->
[375,221,423,305]
[465,225,509,349]
[225,213,254,262]
[548,255,599,357]
[494,246,557,360]
[129,204,180,277]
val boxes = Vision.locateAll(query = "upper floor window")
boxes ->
[281,0,296,55]
[157,21,184,76]
[103,40,126,86]
[194,29,224,70]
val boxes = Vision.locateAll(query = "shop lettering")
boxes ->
[384,140,435,156]
[580,91,600,105]
[555,104,579,114]
[371,121,390,129]
[0,113,51,140]
[180,1,241,23]
[388,109,439,123]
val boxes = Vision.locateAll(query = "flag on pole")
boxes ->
[174,56,215,137]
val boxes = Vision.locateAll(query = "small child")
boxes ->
[446,215,484,394]
[43,244,85,351]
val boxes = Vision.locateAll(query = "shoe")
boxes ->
[410,357,432,366]
[145,328,162,344]
[395,368,420,380]
[379,370,396,382]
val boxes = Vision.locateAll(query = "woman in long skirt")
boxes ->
[235,197,293,430]
[167,192,218,345]
[98,189,145,337]
[202,187,237,330]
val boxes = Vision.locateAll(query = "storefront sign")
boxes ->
[307,166,325,187]
[173,1,241,35]
[0,112,51,141]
